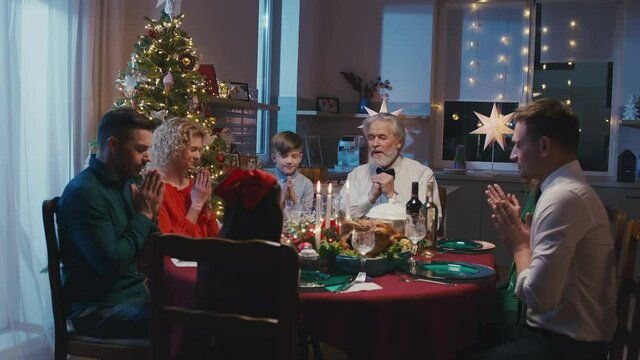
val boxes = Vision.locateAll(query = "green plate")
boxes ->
[299,271,351,288]
[402,261,496,280]
[438,239,483,250]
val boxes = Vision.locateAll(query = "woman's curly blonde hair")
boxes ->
[150,117,209,171]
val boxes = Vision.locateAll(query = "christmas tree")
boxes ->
[114,4,227,216]
[622,94,640,121]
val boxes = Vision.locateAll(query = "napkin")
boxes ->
[171,258,197,267]
[327,282,383,293]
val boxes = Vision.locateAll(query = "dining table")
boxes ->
[163,250,498,360]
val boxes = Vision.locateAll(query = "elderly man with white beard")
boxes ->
[339,112,442,220]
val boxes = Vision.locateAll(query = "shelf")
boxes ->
[621,120,640,129]
[297,110,427,120]
[209,97,279,112]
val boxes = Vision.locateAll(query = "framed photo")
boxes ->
[229,82,250,101]
[304,136,323,167]
[224,154,240,168]
[317,97,339,113]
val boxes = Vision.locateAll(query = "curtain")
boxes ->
[0,1,124,358]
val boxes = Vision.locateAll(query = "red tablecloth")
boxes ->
[163,252,497,360]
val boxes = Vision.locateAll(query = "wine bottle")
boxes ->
[423,181,439,248]
[406,182,422,215]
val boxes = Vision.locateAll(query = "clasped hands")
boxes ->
[130,169,165,220]
[280,176,297,209]
[485,184,531,253]
[368,172,396,203]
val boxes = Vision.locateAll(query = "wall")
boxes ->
[297,0,434,113]
[119,0,259,89]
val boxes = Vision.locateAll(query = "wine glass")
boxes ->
[351,229,375,281]
[404,214,426,263]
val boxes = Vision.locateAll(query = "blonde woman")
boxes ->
[151,117,219,237]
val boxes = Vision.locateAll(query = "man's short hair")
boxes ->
[271,131,303,155]
[97,107,155,148]
[362,113,406,147]
[514,98,580,153]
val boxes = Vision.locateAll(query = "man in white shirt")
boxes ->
[339,113,441,220]
[484,99,616,360]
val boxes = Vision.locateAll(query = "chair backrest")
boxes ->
[610,219,640,360]
[43,197,149,360]
[42,197,68,360]
[146,233,299,360]
[612,208,628,268]
[437,184,447,237]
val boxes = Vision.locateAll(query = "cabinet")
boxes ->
[207,98,279,154]
[437,174,529,267]
[437,173,640,268]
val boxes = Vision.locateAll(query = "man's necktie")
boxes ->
[375,167,395,177]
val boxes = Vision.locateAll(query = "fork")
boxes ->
[337,272,367,293]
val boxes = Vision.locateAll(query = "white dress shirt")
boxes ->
[338,156,442,221]
[515,160,617,341]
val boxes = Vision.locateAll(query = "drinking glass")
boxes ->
[351,229,376,280]
[404,214,426,263]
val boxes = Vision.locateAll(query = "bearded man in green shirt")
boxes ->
[57,107,164,338]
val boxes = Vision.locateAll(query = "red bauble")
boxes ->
[148,30,157,38]
[216,152,225,164]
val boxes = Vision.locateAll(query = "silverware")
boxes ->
[398,273,456,286]
[336,272,366,293]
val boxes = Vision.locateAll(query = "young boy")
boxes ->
[271,131,314,212]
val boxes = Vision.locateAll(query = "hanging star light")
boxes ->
[116,73,147,98]
[150,109,168,121]
[470,103,514,151]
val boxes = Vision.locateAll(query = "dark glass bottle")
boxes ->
[406,182,423,215]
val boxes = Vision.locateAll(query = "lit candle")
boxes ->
[315,181,322,247]
[345,180,351,220]
[326,183,333,222]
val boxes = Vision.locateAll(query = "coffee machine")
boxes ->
[337,135,366,170]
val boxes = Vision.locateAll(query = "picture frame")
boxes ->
[317,97,339,113]
[224,154,240,168]
[229,82,250,101]
[304,136,323,167]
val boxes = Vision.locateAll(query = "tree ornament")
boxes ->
[156,0,182,20]
[163,71,174,95]
[622,93,640,120]
[150,109,168,121]
[148,29,157,38]
[179,53,195,70]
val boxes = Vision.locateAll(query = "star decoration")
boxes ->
[470,103,514,151]
[156,0,182,19]
[150,110,168,121]
[116,73,147,98]
[364,99,404,116]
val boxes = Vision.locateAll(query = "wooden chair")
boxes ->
[609,219,640,360]
[610,208,628,269]
[437,184,447,237]
[146,233,299,360]
[42,197,149,360]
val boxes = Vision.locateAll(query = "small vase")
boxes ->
[358,97,371,113]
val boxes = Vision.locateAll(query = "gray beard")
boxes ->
[369,151,400,168]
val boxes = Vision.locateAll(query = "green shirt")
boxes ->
[57,156,153,315]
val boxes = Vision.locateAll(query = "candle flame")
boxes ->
[328,183,332,194]
[316,181,321,193]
